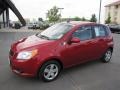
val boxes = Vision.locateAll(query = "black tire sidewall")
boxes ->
[102,49,112,63]
[38,60,61,82]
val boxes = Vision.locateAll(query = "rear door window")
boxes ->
[94,26,107,37]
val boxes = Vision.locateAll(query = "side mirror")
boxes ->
[71,37,80,43]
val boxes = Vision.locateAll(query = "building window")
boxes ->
[114,11,118,16]
[109,6,111,10]
[114,17,117,23]
[115,5,119,9]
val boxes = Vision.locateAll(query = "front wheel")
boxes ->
[101,49,112,63]
[38,61,61,82]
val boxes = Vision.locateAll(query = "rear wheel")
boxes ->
[38,60,61,82]
[101,49,112,63]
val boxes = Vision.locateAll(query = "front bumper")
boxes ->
[9,55,40,77]
[12,69,34,77]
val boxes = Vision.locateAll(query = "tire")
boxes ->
[101,49,112,63]
[38,60,61,82]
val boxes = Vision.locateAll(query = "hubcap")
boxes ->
[105,50,112,61]
[44,64,59,80]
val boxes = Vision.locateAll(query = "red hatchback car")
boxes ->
[9,21,114,82]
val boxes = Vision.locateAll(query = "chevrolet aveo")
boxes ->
[9,21,114,82]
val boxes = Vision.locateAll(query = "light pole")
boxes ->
[99,0,102,24]
[58,8,64,17]
[58,8,64,22]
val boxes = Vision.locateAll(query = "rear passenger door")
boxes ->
[93,25,109,58]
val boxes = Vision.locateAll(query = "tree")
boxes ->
[74,16,81,21]
[81,17,86,21]
[105,13,111,24]
[90,14,97,22]
[46,6,61,23]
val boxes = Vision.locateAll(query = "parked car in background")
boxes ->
[28,22,49,30]
[28,23,33,29]
[9,21,113,82]
[12,22,22,29]
[28,22,40,29]
[107,24,120,33]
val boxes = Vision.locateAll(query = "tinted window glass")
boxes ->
[94,26,106,37]
[73,26,92,41]
[103,26,110,36]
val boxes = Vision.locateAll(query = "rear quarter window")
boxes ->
[94,25,109,37]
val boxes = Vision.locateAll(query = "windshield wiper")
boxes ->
[36,34,49,40]
[40,35,49,40]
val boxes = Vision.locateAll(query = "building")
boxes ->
[105,0,120,24]
[0,0,26,29]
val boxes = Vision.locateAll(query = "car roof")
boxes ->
[62,21,96,26]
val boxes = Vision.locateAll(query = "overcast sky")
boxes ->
[10,0,117,23]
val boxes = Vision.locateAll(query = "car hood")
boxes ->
[11,35,55,52]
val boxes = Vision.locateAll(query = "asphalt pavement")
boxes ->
[0,31,120,90]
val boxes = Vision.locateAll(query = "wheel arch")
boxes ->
[108,46,113,52]
[36,57,64,77]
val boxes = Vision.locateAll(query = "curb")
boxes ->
[0,29,43,32]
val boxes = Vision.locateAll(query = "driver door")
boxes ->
[61,25,97,67]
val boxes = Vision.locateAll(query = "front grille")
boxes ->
[10,50,14,56]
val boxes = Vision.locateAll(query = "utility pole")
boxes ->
[58,8,64,22]
[99,0,102,24]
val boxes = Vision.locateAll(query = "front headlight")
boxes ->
[17,49,38,60]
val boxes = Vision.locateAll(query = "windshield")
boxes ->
[37,23,73,40]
